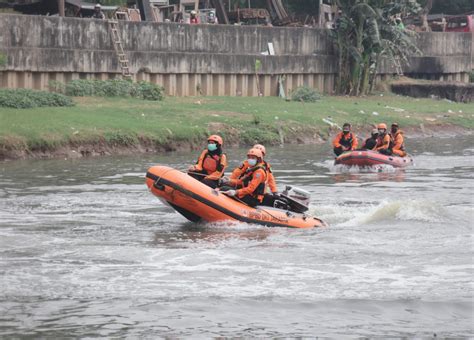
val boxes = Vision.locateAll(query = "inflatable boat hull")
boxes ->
[334,150,413,168]
[146,166,325,229]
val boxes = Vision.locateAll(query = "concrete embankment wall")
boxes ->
[0,14,472,96]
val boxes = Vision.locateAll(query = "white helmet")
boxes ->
[95,3,101,8]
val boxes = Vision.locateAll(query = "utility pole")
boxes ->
[58,0,65,16]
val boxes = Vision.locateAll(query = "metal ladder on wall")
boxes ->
[108,20,132,79]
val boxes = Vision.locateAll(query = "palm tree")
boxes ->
[331,0,422,96]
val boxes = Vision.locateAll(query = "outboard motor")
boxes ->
[276,186,311,213]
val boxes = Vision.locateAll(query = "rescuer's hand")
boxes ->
[219,176,230,186]
[222,190,236,197]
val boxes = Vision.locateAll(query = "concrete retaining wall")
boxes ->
[0,14,472,96]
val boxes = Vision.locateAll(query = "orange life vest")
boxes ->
[240,165,267,201]
[389,131,405,151]
[201,151,222,174]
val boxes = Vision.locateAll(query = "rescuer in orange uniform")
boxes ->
[389,123,407,157]
[229,144,277,191]
[188,135,227,188]
[221,148,267,207]
[225,144,278,207]
[375,123,391,155]
[333,123,358,156]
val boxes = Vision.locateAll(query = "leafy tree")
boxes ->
[331,0,422,96]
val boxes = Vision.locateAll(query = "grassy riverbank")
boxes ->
[1,95,473,160]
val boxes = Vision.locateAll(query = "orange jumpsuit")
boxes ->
[390,131,407,157]
[230,165,267,203]
[231,160,277,193]
[332,132,358,151]
[375,134,391,152]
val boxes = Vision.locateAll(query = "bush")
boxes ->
[48,80,66,94]
[64,79,164,101]
[290,86,322,103]
[134,81,165,101]
[0,89,75,109]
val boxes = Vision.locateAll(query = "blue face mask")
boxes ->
[207,143,218,152]
[248,158,257,167]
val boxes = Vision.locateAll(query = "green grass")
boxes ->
[0,94,473,155]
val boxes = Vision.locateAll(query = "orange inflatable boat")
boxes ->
[145,166,326,229]
[334,150,413,168]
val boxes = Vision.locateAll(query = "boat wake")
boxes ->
[311,199,449,227]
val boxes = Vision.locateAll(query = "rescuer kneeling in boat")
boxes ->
[226,143,278,206]
[389,123,407,157]
[362,129,379,150]
[375,123,392,155]
[188,135,227,188]
[221,148,267,207]
[333,123,358,156]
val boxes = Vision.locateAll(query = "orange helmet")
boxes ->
[253,144,266,156]
[247,148,263,159]
[377,123,387,130]
[207,134,223,145]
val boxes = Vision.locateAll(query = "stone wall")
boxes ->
[0,14,472,96]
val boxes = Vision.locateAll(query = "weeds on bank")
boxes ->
[0,89,74,109]
[51,79,165,101]
[290,86,322,103]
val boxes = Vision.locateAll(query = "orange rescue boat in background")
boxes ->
[335,150,413,168]
[145,166,326,229]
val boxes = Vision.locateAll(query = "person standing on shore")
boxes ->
[188,135,227,188]
[92,4,106,19]
[190,10,199,24]
[332,123,358,156]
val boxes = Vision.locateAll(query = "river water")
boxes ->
[0,137,473,338]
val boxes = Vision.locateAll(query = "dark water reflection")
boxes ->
[0,136,473,337]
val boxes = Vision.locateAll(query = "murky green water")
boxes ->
[0,137,473,337]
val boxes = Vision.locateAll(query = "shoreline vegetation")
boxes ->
[1,94,473,161]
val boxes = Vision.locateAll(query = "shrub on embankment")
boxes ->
[290,86,322,103]
[51,79,165,101]
[0,89,75,109]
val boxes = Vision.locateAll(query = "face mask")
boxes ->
[391,128,398,133]
[248,158,257,167]
[378,129,384,135]
[207,143,217,152]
